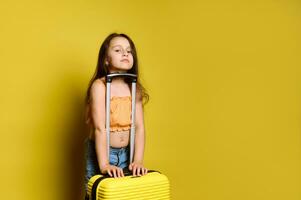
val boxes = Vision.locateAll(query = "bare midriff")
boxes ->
[109,130,130,148]
[88,128,130,148]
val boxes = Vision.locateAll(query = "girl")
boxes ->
[84,33,149,190]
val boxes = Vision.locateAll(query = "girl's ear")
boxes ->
[105,56,111,66]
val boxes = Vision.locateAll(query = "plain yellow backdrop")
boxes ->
[0,0,300,199]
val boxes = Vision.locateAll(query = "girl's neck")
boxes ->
[109,67,127,74]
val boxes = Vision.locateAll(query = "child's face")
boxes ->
[106,37,134,72]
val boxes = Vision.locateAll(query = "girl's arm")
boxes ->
[129,92,148,176]
[90,80,109,171]
[89,79,125,178]
[133,96,145,163]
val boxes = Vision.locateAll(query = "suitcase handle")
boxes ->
[105,72,137,82]
[105,73,137,165]
[98,168,133,177]
[99,169,161,177]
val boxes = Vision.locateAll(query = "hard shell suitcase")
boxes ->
[86,73,171,200]
[87,170,170,200]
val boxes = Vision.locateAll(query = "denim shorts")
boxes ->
[84,138,130,191]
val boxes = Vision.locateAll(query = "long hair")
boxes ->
[85,33,149,106]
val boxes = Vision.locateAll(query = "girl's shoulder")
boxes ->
[90,77,106,95]
[96,77,106,84]
[92,77,106,88]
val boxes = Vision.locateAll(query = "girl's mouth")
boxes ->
[121,59,129,62]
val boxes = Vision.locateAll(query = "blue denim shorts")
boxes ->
[84,138,130,190]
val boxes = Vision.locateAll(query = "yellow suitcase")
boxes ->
[86,170,170,200]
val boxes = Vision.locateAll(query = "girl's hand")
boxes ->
[101,164,124,178]
[129,162,148,176]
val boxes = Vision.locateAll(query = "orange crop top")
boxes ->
[86,96,132,132]
[109,96,132,131]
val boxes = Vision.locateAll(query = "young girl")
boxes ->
[84,33,149,190]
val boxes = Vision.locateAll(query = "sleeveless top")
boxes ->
[85,96,132,132]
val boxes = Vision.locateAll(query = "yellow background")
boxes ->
[0,0,300,199]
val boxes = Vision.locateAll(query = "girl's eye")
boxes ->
[113,49,132,53]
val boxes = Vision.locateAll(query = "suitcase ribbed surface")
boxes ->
[87,171,170,200]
